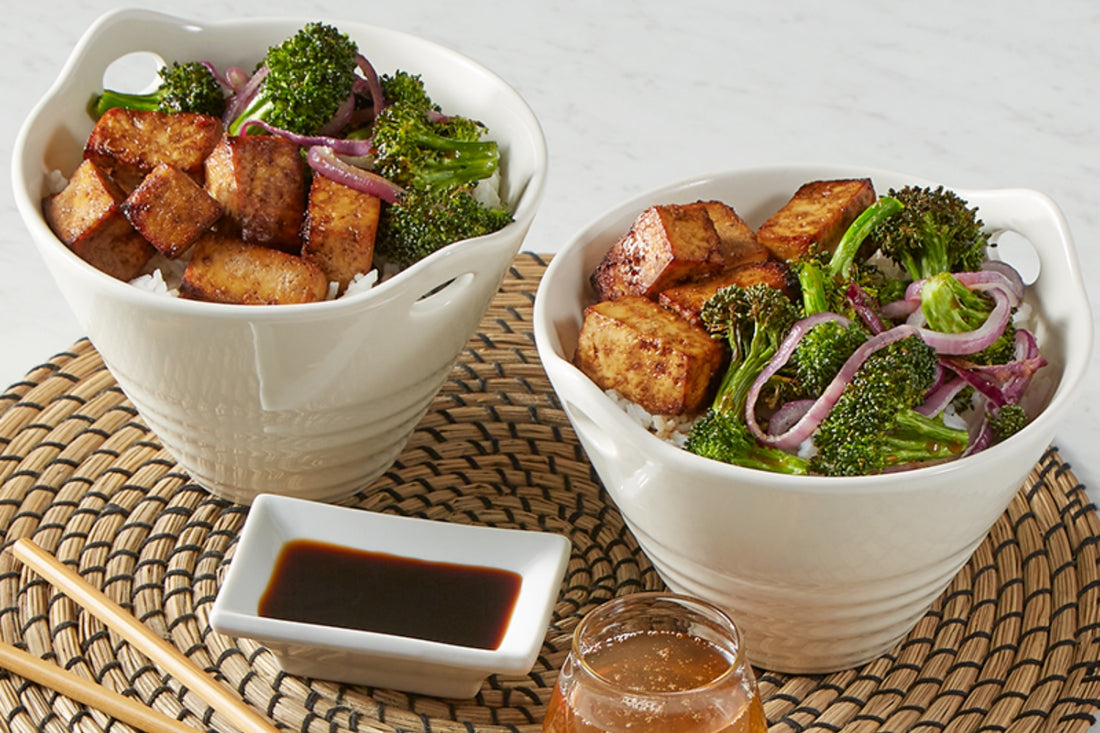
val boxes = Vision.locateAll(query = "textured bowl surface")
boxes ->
[12,9,547,504]
[210,494,571,697]
[532,164,1092,673]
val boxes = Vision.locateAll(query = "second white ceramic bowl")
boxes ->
[12,10,547,504]
[533,164,1092,673]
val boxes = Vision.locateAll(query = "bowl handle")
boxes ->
[543,356,656,483]
[963,187,1085,291]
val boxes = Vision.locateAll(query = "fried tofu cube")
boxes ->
[574,296,723,416]
[84,108,223,191]
[756,178,876,261]
[42,159,154,281]
[658,260,794,325]
[302,175,381,293]
[204,135,306,252]
[590,203,724,302]
[120,163,223,258]
[697,200,770,270]
[180,233,329,305]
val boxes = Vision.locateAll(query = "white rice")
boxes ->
[604,389,697,448]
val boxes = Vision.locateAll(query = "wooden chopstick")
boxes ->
[0,639,197,733]
[9,537,281,733]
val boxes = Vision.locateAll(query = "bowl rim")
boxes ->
[11,8,549,320]
[532,162,1094,494]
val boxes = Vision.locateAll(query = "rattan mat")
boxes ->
[0,253,1098,733]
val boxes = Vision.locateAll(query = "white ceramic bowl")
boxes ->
[210,494,571,697]
[11,9,547,505]
[532,164,1093,674]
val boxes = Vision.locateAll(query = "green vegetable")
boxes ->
[685,284,809,473]
[91,61,226,118]
[919,272,1017,365]
[376,186,513,268]
[685,408,810,475]
[789,320,868,397]
[869,185,989,281]
[370,85,501,190]
[810,334,968,476]
[989,403,1028,442]
[370,71,511,267]
[228,22,359,136]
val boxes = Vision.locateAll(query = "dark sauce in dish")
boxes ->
[258,539,522,650]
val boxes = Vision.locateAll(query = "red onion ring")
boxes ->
[306,146,404,203]
[355,54,386,113]
[746,319,918,451]
[916,286,1012,355]
[240,120,374,156]
[222,66,268,129]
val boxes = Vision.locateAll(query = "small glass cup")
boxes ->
[543,592,766,733]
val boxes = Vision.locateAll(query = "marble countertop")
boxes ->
[0,0,1097,719]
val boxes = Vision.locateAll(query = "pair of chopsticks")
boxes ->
[3,538,280,733]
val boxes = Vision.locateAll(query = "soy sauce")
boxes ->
[258,539,522,650]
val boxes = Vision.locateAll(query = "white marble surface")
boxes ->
[0,0,1098,717]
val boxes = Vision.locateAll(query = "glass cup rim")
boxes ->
[570,591,748,697]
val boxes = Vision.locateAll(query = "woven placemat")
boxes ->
[0,252,1097,733]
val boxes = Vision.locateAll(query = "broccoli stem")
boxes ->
[796,260,831,316]
[882,409,969,465]
[92,90,161,116]
[828,196,903,279]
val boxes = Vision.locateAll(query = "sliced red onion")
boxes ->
[846,282,886,334]
[768,400,815,435]
[882,296,920,320]
[746,320,916,451]
[306,146,404,202]
[915,376,969,417]
[318,94,357,136]
[979,260,1026,301]
[240,120,375,156]
[223,66,268,129]
[355,54,386,113]
[222,65,251,93]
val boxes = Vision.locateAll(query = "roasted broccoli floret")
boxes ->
[376,186,513,268]
[379,70,437,111]
[789,319,868,397]
[228,22,359,136]
[810,333,968,476]
[370,92,500,190]
[920,272,1017,364]
[91,61,226,118]
[684,284,809,472]
[989,403,1028,442]
[699,284,801,416]
[869,185,989,281]
[686,408,810,475]
[368,71,510,267]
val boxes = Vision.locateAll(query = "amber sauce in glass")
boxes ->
[258,539,522,650]
[543,630,767,733]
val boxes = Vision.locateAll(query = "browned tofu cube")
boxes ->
[120,163,223,258]
[756,179,876,262]
[204,135,306,252]
[590,203,724,302]
[42,159,154,281]
[84,108,223,191]
[180,233,329,305]
[658,260,794,325]
[302,175,381,293]
[574,296,723,416]
[697,200,770,270]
